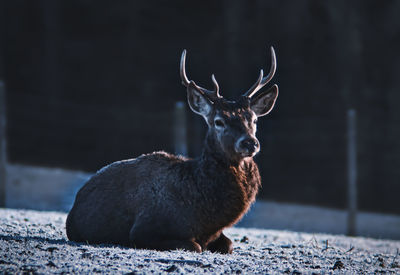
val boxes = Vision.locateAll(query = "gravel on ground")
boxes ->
[1,208,399,274]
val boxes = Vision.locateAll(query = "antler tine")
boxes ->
[180,49,221,101]
[260,46,277,86]
[211,74,220,97]
[244,46,277,98]
[180,49,190,86]
[243,69,264,97]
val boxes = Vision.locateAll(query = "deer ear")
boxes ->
[187,81,213,118]
[250,84,278,117]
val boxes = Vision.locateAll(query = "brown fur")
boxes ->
[66,134,260,253]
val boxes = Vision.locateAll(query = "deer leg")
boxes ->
[206,232,233,254]
[129,223,202,252]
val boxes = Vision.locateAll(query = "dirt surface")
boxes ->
[1,208,399,274]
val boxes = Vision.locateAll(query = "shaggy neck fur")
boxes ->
[192,129,261,238]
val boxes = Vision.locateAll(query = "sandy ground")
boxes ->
[0,208,399,274]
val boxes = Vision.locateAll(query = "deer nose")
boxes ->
[236,137,260,155]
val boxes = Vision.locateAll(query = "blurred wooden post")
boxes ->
[347,109,357,236]
[174,101,187,156]
[0,80,6,207]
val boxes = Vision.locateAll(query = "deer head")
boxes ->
[180,47,278,162]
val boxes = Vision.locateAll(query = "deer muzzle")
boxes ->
[235,136,260,157]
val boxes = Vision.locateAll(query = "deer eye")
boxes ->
[253,118,258,124]
[214,118,225,128]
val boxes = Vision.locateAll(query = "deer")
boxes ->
[66,47,278,254]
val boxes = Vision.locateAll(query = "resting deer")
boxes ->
[66,47,279,254]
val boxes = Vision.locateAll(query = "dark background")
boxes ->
[2,1,400,214]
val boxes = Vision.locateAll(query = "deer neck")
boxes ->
[195,131,261,228]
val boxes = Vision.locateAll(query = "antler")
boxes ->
[243,46,277,98]
[180,49,221,101]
